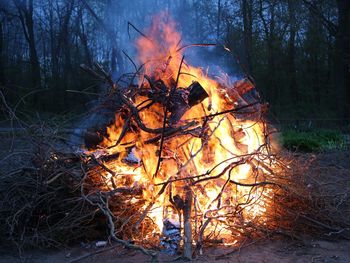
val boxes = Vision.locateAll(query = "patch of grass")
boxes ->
[282,129,346,152]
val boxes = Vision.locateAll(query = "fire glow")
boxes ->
[85,14,284,254]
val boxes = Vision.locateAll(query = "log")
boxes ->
[183,187,193,260]
[233,78,254,95]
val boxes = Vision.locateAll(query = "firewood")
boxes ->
[183,187,193,260]
[234,78,254,95]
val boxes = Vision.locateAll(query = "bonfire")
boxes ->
[2,12,349,263]
[81,14,288,258]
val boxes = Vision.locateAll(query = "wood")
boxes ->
[168,81,209,125]
[183,186,193,260]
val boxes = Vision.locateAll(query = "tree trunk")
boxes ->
[287,0,298,109]
[335,0,350,118]
[0,20,5,84]
[111,47,117,73]
[217,0,221,41]
[28,4,40,89]
[267,1,277,109]
[242,0,253,74]
[61,0,74,85]
[14,0,41,89]
[82,0,124,76]
[77,7,92,67]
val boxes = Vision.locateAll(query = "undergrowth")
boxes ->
[282,129,346,152]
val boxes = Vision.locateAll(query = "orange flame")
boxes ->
[86,13,280,245]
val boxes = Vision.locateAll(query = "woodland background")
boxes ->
[0,0,349,127]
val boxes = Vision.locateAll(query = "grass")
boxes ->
[282,129,346,152]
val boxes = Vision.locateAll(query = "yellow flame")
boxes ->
[86,13,278,244]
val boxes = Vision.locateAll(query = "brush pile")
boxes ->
[0,16,349,261]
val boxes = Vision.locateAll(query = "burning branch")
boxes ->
[183,186,193,259]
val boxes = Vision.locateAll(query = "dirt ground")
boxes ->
[1,133,349,263]
[1,238,349,263]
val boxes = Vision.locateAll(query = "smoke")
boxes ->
[103,0,242,79]
[70,0,243,147]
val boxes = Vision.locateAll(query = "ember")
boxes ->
[82,14,285,258]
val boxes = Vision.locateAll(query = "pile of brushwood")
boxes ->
[0,64,349,261]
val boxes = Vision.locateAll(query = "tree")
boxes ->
[287,0,298,108]
[302,0,350,118]
[335,0,350,118]
[241,0,253,74]
[13,0,41,89]
[0,19,5,84]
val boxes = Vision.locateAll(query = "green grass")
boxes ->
[282,129,346,152]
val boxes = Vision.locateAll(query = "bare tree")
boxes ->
[241,0,253,74]
[258,0,278,106]
[287,0,298,107]
[0,19,5,84]
[13,0,41,89]
[302,0,350,118]
[81,0,124,75]
[335,0,350,118]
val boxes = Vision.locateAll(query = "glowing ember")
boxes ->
[85,13,283,252]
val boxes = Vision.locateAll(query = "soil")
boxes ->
[0,238,349,263]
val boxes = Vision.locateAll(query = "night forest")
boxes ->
[0,0,349,127]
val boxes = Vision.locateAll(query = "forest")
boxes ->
[0,0,349,126]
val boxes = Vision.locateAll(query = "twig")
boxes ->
[127,21,150,40]
[153,55,185,178]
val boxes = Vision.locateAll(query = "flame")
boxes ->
[86,13,281,246]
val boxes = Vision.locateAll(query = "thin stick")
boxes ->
[204,101,261,119]
[127,21,150,40]
[122,50,138,72]
[153,55,185,178]
[183,186,193,260]
[176,43,217,52]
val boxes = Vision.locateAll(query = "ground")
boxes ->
[1,238,350,263]
[1,132,349,263]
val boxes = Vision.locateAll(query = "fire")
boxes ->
[85,13,282,251]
